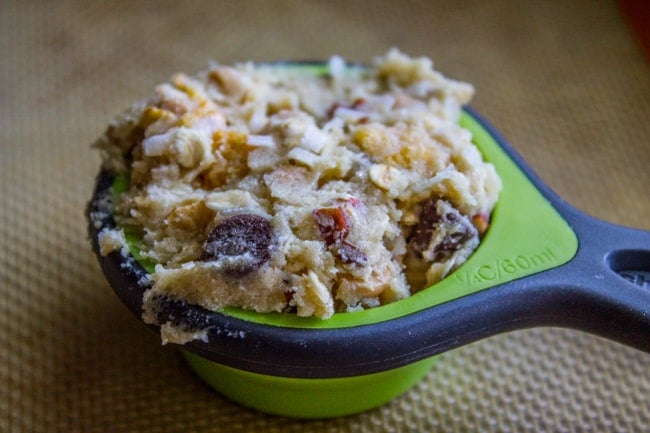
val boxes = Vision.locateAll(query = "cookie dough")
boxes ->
[93,49,501,342]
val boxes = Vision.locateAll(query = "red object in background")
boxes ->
[619,0,650,61]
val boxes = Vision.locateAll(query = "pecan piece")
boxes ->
[472,213,490,237]
[337,240,368,266]
[312,201,367,267]
[312,206,349,245]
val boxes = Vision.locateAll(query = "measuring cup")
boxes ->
[88,65,650,419]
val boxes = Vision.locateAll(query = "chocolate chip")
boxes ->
[202,214,273,276]
[408,199,441,254]
[408,199,477,261]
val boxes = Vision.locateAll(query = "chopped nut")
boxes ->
[287,147,320,168]
[165,200,214,234]
[204,189,262,212]
[336,240,368,266]
[368,163,407,192]
[313,206,349,245]
[353,124,399,159]
[171,129,210,168]
[195,130,249,189]
[263,165,317,204]
[472,213,490,237]
[313,202,368,266]
[295,271,335,318]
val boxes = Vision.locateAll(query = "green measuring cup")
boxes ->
[88,64,650,419]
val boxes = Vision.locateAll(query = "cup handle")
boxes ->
[538,201,650,351]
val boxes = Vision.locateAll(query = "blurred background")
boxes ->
[1,1,648,432]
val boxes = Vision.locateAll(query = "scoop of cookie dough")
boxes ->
[94,49,501,344]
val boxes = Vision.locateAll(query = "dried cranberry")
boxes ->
[202,214,273,276]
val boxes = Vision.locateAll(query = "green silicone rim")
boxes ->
[182,350,438,418]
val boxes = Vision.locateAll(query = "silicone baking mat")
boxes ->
[1,1,648,431]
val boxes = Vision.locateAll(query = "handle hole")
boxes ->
[607,249,650,290]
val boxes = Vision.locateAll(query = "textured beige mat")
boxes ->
[1,1,648,432]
